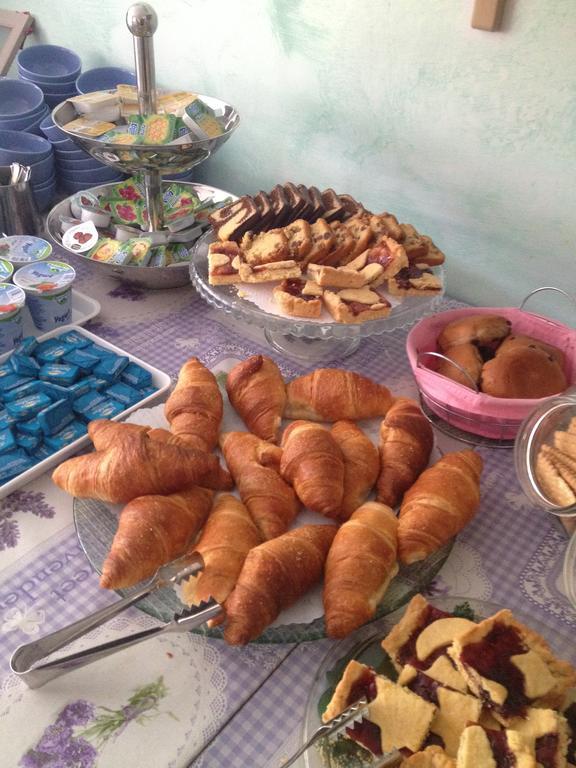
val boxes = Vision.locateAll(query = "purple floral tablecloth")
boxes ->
[0,253,574,767]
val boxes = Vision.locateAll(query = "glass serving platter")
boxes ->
[73,404,453,645]
[189,230,445,362]
[301,596,576,768]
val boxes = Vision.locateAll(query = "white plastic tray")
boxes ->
[20,288,101,341]
[0,324,171,499]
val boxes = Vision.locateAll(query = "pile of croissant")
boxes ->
[52,355,484,645]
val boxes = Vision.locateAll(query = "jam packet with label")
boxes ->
[62,117,117,137]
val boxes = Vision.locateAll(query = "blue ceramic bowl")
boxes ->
[54,147,90,160]
[44,95,77,110]
[50,136,79,152]
[60,175,123,194]
[56,155,103,171]
[76,66,136,94]
[59,165,122,183]
[33,183,57,212]
[18,68,78,87]
[0,130,52,164]
[32,174,57,191]
[0,79,45,119]
[28,153,55,184]
[0,104,48,132]
[17,45,81,83]
[23,107,51,136]
[39,115,68,141]
[19,73,78,97]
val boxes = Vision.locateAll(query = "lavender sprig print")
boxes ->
[0,491,55,551]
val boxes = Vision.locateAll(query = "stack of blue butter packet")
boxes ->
[0,330,158,486]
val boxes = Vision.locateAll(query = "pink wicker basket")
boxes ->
[406,301,576,441]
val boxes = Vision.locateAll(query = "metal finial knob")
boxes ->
[126,3,158,37]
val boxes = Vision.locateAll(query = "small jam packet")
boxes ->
[148,246,167,267]
[106,199,146,227]
[142,114,177,144]
[62,221,99,253]
[100,128,141,145]
[68,91,119,110]
[63,117,117,137]
[166,244,191,264]
[116,237,152,267]
[185,95,218,120]
[88,239,123,263]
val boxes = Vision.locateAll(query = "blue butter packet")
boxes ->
[107,382,142,406]
[32,443,54,461]
[4,380,42,403]
[137,385,159,399]
[40,381,74,403]
[85,344,115,360]
[0,373,33,392]
[83,398,125,421]
[39,363,80,386]
[0,362,14,380]
[0,427,16,455]
[68,380,92,399]
[34,339,73,363]
[10,354,40,377]
[18,417,43,436]
[56,330,91,349]
[0,409,17,430]
[63,348,100,373]
[0,449,34,483]
[6,391,52,419]
[73,390,106,417]
[81,376,109,392]
[16,431,41,452]
[38,399,75,436]
[44,420,88,450]
[94,355,129,383]
[14,336,38,356]
[121,362,152,389]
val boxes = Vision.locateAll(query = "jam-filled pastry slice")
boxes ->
[450,610,576,722]
[508,707,570,768]
[240,228,290,265]
[308,262,367,289]
[323,287,391,324]
[456,724,536,768]
[238,258,302,283]
[272,277,323,318]
[362,235,409,286]
[403,745,456,767]
[208,241,242,285]
[388,264,443,296]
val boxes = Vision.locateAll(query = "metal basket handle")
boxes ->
[417,350,480,392]
[519,286,576,312]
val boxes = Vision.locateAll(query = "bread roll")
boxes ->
[480,346,567,399]
[437,315,511,351]
[436,343,483,389]
[495,334,565,368]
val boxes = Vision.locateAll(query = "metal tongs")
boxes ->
[280,697,401,767]
[10,552,223,689]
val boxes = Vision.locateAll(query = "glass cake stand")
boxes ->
[189,230,445,361]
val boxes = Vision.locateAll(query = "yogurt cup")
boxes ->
[0,258,14,282]
[0,236,52,269]
[13,261,76,331]
[0,282,25,353]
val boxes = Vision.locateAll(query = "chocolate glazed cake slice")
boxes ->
[269,184,291,227]
[338,193,366,218]
[208,196,260,242]
[283,182,309,223]
[321,188,346,222]
[306,185,327,222]
[253,191,275,230]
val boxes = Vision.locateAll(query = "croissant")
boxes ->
[323,502,399,638]
[331,420,380,520]
[100,486,213,589]
[226,355,287,443]
[397,450,483,564]
[220,431,299,540]
[164,357,223,452]
[280,421,345,518]
[88,420,151,451]
[224,524,337,645]
[52,432,233,503]
[284,368,395,422]
[377,398,434,508]
[182,493,261,608]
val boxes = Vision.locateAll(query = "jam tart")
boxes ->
[307,262,367,290]
[388,263,443,296]
[456,724,536,768]
[403,746,456,767]
[237,258,302,284]
[207,241,242,285]
[272,278,323,318]
[324,287,392,324]
[363,235,408,280]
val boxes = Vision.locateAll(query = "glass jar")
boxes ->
[514,389,576,610]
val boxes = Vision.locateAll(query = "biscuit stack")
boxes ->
[536,418,576,507]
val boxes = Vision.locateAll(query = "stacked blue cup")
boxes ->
[0,129,55,211]
[0,79,49,136]
[17,44,81,109]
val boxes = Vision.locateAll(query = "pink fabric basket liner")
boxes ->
[406,307,576,440]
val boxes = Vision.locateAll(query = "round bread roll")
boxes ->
[496,334,565,368]
[436,343,483,389]
[437,314,511,351]
[480,346,567,399]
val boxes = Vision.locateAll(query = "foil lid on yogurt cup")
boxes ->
[0,282,26,316]
[13,261,76,296]
[0,236,52,265]
[0,258,14,282]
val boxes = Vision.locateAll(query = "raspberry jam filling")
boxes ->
[366,243,394,268]
[345,668,378,707]
[394,265,432,289]
[212,263,237,276]
[459,623,528,717]
[346,720,382,757]
[281,278,306,297]
[396,605,452,667]
[535,733,559,768]
[565,702,576,763]
[406,671,441,705]
[485,728,517,767]
[346,301,374,316]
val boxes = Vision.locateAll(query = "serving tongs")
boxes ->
[280,697,402,767]
[10,552,222,689]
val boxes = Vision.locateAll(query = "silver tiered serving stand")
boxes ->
[46,2,239,289]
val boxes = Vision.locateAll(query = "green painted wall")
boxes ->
[6,0,576,321]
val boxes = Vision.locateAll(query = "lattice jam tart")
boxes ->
[388,264,443,296]
[207,241,242,285]
[324,287,392,324]
[272,277,323,318]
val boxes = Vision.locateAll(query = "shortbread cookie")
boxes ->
[238,258,301,283]
[307,262,366,289]
[554,431,576,461]
[241,229,290,266]
[273,278,323,318]
[388,264,443,296]
[208,241,242,285]
[541,445,576,495]
[400,224,433,262]
[324,287,391,324]
[283,219,312,261]
[344,251,386,286]
[535,451,576,506]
